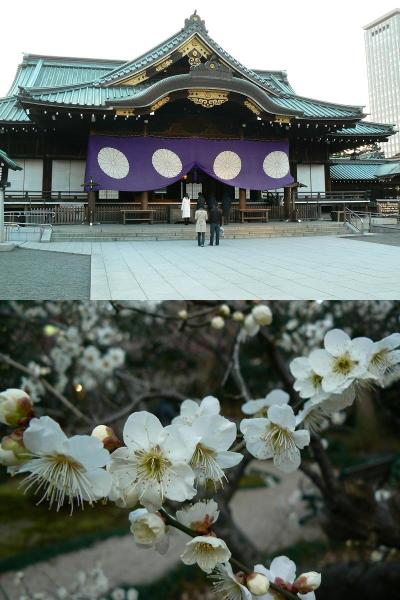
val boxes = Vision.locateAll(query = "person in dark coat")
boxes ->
[208,204,222,246]
[206,194,217,212]
[197,192,206,209]
[222,190,232,225]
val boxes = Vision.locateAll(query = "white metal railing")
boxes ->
[344,207,365,234]
[4,221,53,242]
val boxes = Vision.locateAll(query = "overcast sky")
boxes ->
[0,0,397,112]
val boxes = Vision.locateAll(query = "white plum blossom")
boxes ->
[254,556,319,600]
[106,347,126,368]
[289,357,329,401]
[81,346,101,371]
[209,563,252,600]
[129,508,169,553]
[241,405,310,473]
[185,415,243,485]
[309,329,373,394]
[294,572,322,594]
[246,572,270,595]
[242,389,290,417]
[367,333,400,381]
[109,411,198,510]
[18,416,112,511]
[176,499,219,533]
[172,396,220,427]
[181,536,231,573]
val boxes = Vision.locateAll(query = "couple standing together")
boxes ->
[181,192,232,247]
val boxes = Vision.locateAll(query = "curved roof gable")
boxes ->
[97,11,281,96]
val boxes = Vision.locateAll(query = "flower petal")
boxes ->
[81,468,112,501]
[123,412,164,450]
[23,416,67,456]
[309,349,332,376]
[274,446,301,473]
[267,405,296,431]
[165,462,196,502]
[200,396,220,415]
[192,415,237,451]
[270,555,297,583]
[265,389,290,406]
[67,435,110,469]
[293,429,310,449]
[324,329,351,356]
[163,424,200,463]
[290,357,312,379]
[216,450,243,469]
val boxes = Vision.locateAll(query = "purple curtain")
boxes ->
[85,135,293,192]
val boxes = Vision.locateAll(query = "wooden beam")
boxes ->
[239,188,247,210]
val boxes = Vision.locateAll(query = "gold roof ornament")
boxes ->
[187,89,229,108]
[155,59,173,72]
[275,115,292,124]
[244,99,262,116]
[179,36,211,68]
[119,72,149,86]
[150,96,170,112]
[115,108,135,116]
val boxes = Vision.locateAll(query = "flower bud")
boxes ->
[1,430,30,466]
[0,389,34,427]
[91,425,121,452]
[219,304,231,317]
[178,309,188,320]
[251,305,273,326]
[211,316,225,330]
[232,311,244,322]
[129,509,166,546]
[294,571,321,593]
[246,572,270,595]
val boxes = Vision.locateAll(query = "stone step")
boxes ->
[51,230,346,242]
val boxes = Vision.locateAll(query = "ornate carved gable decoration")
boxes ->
[179,35,211,68]
[187,89,229,108]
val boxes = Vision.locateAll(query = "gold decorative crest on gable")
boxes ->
[244,99,262,116]
[187,89,229,108]
[155,59,173,72]
[179,36,211,68]
[151,96,170,112]
[119,71,149,86]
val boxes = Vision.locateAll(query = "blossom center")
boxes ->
[371,348,390,368]
[136,446,171,483]
[311,373,323,388]
[263,424,296,458]
[21,453,92,512]
[190,443,225,484]
[332,353,357,375]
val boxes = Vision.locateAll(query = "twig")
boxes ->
[0,353,92,425]
[159,509,299,600]
[230,333,251,402]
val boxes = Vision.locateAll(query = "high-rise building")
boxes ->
[364,9,400,157]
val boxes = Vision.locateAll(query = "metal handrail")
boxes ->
[344,207,365,234]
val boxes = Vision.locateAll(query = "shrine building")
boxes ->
[0,11,396,224]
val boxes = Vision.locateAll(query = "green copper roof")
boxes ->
[0,149,23,170]
[333,121,395,137]
[330,162,383,180]
[0,97,29,122]
[375,161,400,178]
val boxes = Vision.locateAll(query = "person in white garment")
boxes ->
[181,194,191,225]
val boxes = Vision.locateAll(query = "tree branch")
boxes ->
[0,353,92,425]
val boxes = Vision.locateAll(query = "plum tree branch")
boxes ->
[159,509,299,600]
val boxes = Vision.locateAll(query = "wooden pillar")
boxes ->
[141,191,149,210]
[239,188,246,210]
[283,186,292,220]
[87,190,96,225]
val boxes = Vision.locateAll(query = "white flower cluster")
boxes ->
[18,302,127,401]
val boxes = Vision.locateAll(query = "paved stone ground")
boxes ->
[347,233,400,247]
[20,235,400,300]
[0,249,90,300]
[0,467,321,594]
